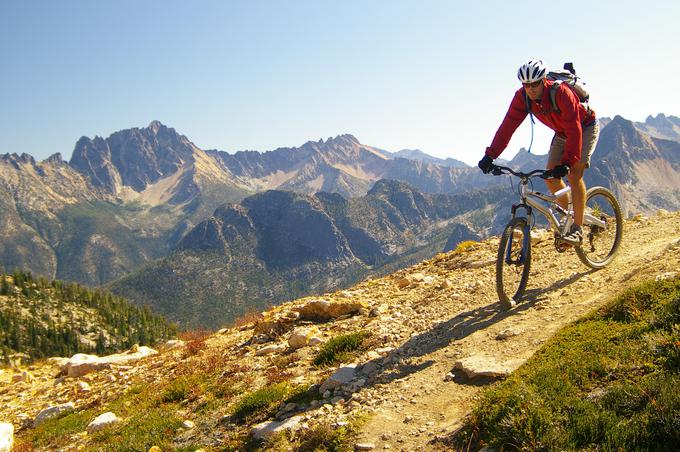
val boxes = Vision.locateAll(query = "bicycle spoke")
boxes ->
[496,218,531,309]
[577,188,623,268]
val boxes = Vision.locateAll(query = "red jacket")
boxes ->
[485,80,596,167]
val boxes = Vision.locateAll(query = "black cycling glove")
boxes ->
[478,155,494,174]
[552,164,569,178]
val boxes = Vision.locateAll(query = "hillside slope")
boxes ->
[2,211,679,450]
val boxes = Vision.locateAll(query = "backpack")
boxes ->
[522,62,591,153]
[524,62,590,115]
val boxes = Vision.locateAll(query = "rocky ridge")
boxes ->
[2,210,679,450]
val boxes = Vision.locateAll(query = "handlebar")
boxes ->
[490,164,553,179]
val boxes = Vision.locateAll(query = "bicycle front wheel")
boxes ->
[496,217,532,309]
[576,186,623,269]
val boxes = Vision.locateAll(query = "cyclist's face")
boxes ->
[523,79,544,101]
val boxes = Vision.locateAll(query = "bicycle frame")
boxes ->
[511,177,607,236]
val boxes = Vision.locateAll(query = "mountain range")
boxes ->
[1,114,679,328]
[109,180,507,328]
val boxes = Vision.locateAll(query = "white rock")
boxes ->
[182,420,195,429]
[164,339,186,349]
[77,381,91,393]
[530,228,551,244]
[355,443,376,450]
[454,356,526,379]
[0,423,13,452]
[251,415,304,440]
[63,346,158,378]
[34,402,76,427]
[288,327,320,349]
[255,343,286,356]
[319,364,357,393]
[87,412,120,433]
[309,337,324,346]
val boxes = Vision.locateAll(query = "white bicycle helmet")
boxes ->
[517,59,546,83]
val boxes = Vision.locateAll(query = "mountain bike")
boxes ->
[490,164,623,309]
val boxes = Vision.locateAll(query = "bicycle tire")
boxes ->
[496,217,532,309]
[576,186,623,269]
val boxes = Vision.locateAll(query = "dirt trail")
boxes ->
[356,212,680,450]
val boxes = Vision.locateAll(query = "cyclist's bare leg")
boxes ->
[545,166,569,210]
[567,161,587,227]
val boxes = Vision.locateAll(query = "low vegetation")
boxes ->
[313,331,370,367]
[452,276,680,451]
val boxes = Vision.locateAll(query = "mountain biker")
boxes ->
[478,59,599,245]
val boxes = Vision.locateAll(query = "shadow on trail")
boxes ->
[523,267,599,302]
[358,267,599,388]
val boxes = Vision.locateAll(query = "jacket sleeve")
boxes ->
[486,89,528,159]
[556,85,583,167]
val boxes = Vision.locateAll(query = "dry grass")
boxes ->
[178,329,211,357]
[233,309,264,328]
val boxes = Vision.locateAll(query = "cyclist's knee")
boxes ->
[569,161,586,180]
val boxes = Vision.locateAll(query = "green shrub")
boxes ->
[231,382,292,422]
[314,331,369,367]
[161,377,192,403]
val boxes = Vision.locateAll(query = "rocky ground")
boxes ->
[1,211,679,451]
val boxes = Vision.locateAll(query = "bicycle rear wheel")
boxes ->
[496,217,532,309]
[576,186,623,269]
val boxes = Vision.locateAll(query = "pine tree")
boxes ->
[0,275,9,295]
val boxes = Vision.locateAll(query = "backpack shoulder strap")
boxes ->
[549,81,561,114]
[522,88,535,122]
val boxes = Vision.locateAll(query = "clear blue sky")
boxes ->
[2,0,678,165]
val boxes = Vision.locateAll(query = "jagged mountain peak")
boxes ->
[44,153,64,165]
[148,120,164,134]
[644,113,680,125]
[318,134,360,146]
[69,122,203,194]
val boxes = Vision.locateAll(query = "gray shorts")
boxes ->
[548,121,600,168]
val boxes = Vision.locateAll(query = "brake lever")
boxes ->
[540,170,553,179]
[491,167,503,176]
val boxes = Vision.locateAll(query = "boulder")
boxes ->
[454,356,526,379]
[288,327,321,349]
[251,415,304,440]
[87,412,120,433]
[255,344,287,356]
[63,346,158,377]
[64,354,111,377]
[0,422,13,452]
[164,339,186,350]
[33,402,76,427]
[294,299,365,322]
[319,364,357,393]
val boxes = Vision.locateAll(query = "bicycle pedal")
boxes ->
[554,239,572,253]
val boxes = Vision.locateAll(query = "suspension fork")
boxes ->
[506,203,533,264]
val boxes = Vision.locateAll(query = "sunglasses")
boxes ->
[522,80,543,89]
